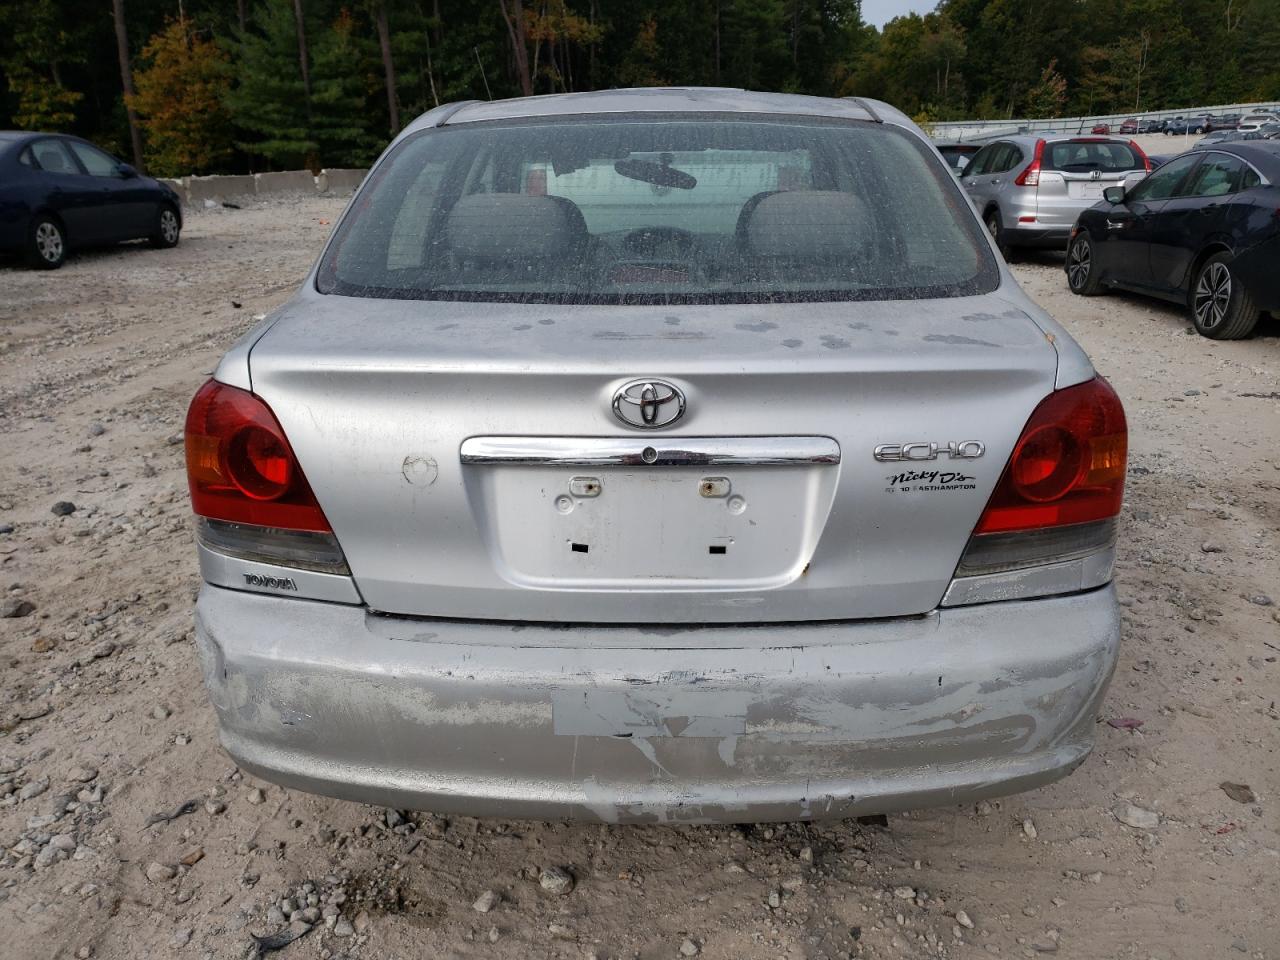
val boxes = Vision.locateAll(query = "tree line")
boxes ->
[1,0,1277,177]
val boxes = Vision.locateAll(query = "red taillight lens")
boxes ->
[185,380,332,532]
[1014,139,1045,187]
[1128,139,1152,171]
[975,377,1126,534]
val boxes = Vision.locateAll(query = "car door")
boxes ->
[28,138,109,243]
[65,140,151,240]
[960,144,996,207]
[1148,152,1243,292]
[979,143,1018,209]
[1099,153,1202,290]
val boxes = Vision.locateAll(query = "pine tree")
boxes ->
[310,9,382,167]
[226,0,317,169]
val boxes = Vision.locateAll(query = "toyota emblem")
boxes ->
[612,379,686,429]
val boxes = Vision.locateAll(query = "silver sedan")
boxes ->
[186,89,1126,823]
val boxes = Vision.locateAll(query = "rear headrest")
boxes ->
[740,190,865,258]
[446,193,587,259]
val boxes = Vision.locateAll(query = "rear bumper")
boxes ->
[1004,223,1072,248]
[194,583,1121,823]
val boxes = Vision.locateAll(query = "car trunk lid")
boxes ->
[247,290,1060,623]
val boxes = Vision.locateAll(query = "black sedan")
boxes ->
[0,131,182,269]
[1066,141,1280,339]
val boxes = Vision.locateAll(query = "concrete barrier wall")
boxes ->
[185,174,258,203]
[168,168,369,206]
[255,170,318,195]
[317,168,367,194]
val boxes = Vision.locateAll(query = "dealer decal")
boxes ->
[884,469,977,493]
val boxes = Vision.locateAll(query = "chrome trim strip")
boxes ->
[459,436,841,467]
[941,546,1115,607]
[197,543,363,605]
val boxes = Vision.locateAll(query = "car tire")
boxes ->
[150,203,181,249]
[984,210,1017,262]
[1189,252,1259,340]
[1066,233,1102,296]
[26,215,66,269]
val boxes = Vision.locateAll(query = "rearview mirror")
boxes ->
[117,163,138,179]
[1103,185,1126,204]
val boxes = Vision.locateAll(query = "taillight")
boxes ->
[945,377,1126,605]
[1128,139,1152,172]
[1014,139,1045,187]
[185,379,332,533]
[976,377,1126,534]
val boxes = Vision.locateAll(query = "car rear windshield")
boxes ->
[1043,140,1142,173]
[317,114,997,304]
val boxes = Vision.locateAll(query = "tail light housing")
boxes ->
[186,380,332,531]
[186,380,350,583]
[1128,139,1153,171]
[946,377,1126,604]
[1013,139,1045,187]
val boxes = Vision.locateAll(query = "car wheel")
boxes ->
[1066,233,1102,296]
[984,210,1017,262]
[1189,253,1259,340]
[150,203,181,249]
[26,215,66,269]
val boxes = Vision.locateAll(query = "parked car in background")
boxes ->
[1090,122,1111,134]
[1139,118,1166,134]
[187,88,1128,823]
[1208,113,1242,131]
[961,134,1150,257]
[1119,118,1140,135]
[1067,141,1280,339]
[1238,113,1279,132]
[934,141,982,176]
[1166,116,1210,135]
[0,131,181,268]
[1195,130,1240,148]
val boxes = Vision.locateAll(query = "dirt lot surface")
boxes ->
[1,197,1277,960]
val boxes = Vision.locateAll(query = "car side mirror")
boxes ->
[1103,185,1127,204]
[117,163,138,179]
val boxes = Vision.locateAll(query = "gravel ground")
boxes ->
[0,196,1277,960]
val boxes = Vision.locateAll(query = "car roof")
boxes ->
[993,134,1135,147]
[403,88,903,134]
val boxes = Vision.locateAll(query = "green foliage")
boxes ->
[129,19,234,176]
[2,0,1279,175]
[225,0,318,169]
[6,62,82,130]
[1024,58,1067,119]
[310,9,382,166]
[0,0,84,130]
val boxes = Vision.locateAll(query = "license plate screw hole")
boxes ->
[570,542,589,554]
[709,544,728,555]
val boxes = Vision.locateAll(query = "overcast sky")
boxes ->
[862,0,934,28]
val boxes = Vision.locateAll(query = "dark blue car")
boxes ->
[0,131,183,269]
[1065,141,1280,340]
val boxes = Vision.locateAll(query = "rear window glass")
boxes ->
[318,114,997,305]
[1043,141,1142,173]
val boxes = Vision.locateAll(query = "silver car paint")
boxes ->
[246,291,1058,623]
[196,89,1119,820]
[962,134,1147,245]
[196,581,1119,824]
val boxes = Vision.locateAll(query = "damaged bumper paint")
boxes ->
[194,583,1120,824]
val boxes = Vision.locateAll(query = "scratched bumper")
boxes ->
[194,583,1120,823]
